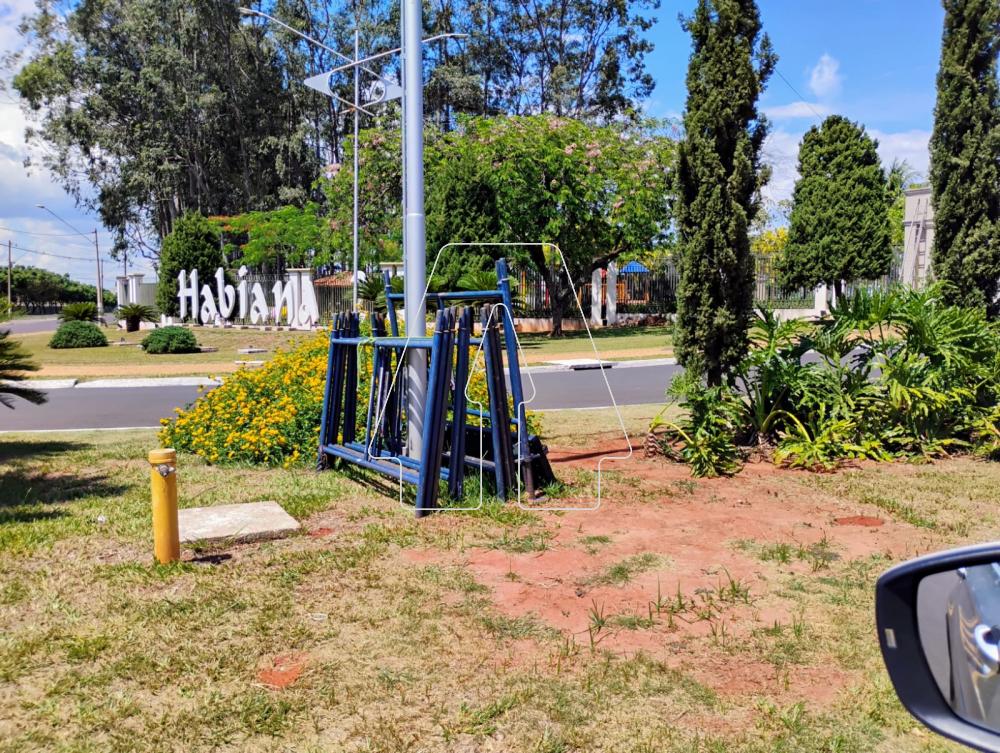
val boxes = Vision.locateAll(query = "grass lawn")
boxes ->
[516,324,673,364]
[10,327,314,379]
[1,420,990,752]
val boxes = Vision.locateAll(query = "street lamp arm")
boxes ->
[322,33,469,78]
[239,7,385,81]
[35,204,91,243]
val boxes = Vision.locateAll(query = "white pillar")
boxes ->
[116,276,128,308]
[590,268,602,327]
[606,261,618,326]
[127,273,144,305]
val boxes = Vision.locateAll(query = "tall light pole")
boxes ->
[401,0,427,457]
[36,204,104,319]
[352,27,361,310]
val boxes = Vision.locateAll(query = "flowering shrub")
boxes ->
[160,331,329,466]
[161,327,538,468]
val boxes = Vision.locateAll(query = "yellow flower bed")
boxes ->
[160,327,537,467]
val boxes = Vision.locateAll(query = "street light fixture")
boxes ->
[238,6,465,315]
[36,204,104,319]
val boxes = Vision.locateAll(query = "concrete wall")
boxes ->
[901,187,934,287]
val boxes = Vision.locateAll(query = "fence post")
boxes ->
[590,268,602,327]
[606,261,618,326]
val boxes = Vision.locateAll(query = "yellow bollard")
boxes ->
[148,448,180,564]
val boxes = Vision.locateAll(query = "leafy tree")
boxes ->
[672,0,776,386]
[427,0,658,124]
[11,0,317,259]
[10,266,112,312]
[320,125,410,269]
[221,203,331,269]
[156,213,223,316]
[425,115,674,334]
[929,0,1000,315]
[777,116,892,299]
[0,329,45,409]
[751,227,788,257]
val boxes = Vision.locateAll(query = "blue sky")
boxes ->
[0,0,945,287]
[646,1,943,204]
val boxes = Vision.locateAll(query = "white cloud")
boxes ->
[808,53,843,99]
[870,129,931,180]
[0,2,153,290]
[760,127,933,213]
[761,129,803,205]
[763,101,831,120]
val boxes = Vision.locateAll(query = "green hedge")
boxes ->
[141,326,199,354]
[49,321,108,349]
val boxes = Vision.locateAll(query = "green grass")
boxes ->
[11,326,313,379]
[0,429,976,753]
[515,324,672,361]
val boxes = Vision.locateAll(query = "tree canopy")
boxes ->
[672,0,775,386]
[9,0,661,267]
[426,115,673,333]
[929,0,1000,315]
[156,212,224,316]
[777,115,891,297]
[10,266,113,312]
[12,0,317,261]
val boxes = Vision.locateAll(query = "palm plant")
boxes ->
[0,329,46,409]
[59,301,98,322]
[118,303,158,333]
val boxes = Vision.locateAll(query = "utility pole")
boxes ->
[402,0,427,458]
[352,27,361,310]
[7,239,11,309]
[94,228,104,319]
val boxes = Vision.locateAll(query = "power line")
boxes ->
[4,241,115,265]
[771,68,827,121]
[0,224,114,240]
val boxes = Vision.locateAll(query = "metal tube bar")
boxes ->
[402,0,427,461]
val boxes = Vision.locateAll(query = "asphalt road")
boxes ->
[1,386,203,432]
[1,363,681,432]
[3,316,60,335]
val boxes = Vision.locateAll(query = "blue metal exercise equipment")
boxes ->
[317,258,555,517]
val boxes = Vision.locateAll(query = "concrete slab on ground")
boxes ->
[179,501,299,545]
[545,358,614,370]
[237,347,268,354]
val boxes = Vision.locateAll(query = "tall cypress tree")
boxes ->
[929,0,1000,315]
[673,0,776,386]
[777,116,892,299]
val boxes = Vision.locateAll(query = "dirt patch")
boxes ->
[257,653,308,689]
[520,345,672,364]
[834,515,884,527]
[34,362,247,378]
[409,440,946,706]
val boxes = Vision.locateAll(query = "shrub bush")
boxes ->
[49,321,108,349]
[59,302,98,322]
[656,284,1000,476]
[161,325,538,467]
[142,326,199,354]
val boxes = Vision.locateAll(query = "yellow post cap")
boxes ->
[148,448,177,465]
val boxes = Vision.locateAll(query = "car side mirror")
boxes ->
[877,544,1000,752]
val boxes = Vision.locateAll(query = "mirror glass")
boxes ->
[919,564,1000,732]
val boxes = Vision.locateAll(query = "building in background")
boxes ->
[901,186,934,287]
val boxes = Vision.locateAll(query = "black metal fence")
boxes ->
[212,253,905,326]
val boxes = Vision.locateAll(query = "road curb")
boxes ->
[76,377,223,389]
